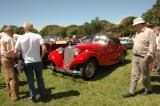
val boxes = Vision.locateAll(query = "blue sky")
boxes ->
[0,0,156,30]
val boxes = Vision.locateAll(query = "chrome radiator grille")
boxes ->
[64,47,74,66]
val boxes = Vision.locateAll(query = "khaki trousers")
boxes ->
[156,51,160,71]
[130,55,152,94]
[1,57,19,101]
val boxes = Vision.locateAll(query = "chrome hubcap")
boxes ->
[85,63,95,78]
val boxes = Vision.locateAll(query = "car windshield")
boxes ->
[80,37,94,44]
[93,36,108,44]
[80,35,109,44]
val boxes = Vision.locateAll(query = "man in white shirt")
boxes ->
[15,22,47,102]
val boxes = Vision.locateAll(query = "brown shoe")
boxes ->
[11,99,18,102]
[11,97,21,102]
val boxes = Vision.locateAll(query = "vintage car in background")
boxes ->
[119,37,133,49]
[47,35,127,80]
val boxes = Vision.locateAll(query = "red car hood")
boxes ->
[74,43,104,51]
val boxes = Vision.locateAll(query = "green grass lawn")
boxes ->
[1,50,160,106]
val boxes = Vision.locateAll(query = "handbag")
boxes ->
[15,59,25,74]
[14,53,25,74]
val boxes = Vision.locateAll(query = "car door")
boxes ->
[101,38,117,65]
[112,38,122,63]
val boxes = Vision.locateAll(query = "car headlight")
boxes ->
[73,48,81,55]
[56,47,64,54]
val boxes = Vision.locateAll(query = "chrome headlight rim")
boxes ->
[73,48,81,56]
[56,47,64,54]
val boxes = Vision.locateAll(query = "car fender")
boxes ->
[68,50,98,68]
[48,50,64,68]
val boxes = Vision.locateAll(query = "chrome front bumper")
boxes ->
[47,65,82,75]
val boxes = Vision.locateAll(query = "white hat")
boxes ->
[133,18,145,26]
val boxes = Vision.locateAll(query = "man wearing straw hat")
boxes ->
[123,17,156,98]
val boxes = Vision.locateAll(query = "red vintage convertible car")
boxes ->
[48,35,127,80]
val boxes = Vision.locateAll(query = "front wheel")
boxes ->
[82,59,97,80]
[49,61,57,72]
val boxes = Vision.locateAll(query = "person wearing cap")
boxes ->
[15,22,47,102]
[123,17,156,98]
[1,26,20,102]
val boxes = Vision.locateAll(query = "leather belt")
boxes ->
[133,54,144,58]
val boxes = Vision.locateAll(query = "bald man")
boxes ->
[15,22,47,102]
[1,26,19,102]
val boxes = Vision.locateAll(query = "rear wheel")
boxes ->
[82,59,97,80]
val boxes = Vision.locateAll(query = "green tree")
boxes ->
[58,27,67,38]
[66,25,78,36]
[40,25,59,37]
[0,25,38,35]
[0,25,7,32]
[14,27,24,35]
[76,18,114,37]
[77,25,87,37]
[142,0,160,26]
[112,16,136,37]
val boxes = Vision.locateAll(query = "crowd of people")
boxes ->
[0,22,47,102]
[0,18,160,102]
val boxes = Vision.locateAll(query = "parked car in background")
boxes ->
[47,35,127,80]
[119,37,133,49]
